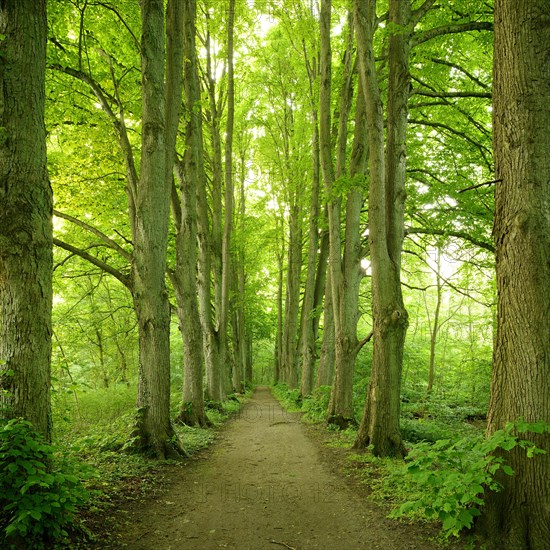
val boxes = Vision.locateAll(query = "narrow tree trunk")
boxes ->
[316,269,336,388]
[477,1,550,547]
[426,250,443,396]
[234,156,248,389]
[220,0,236,393]
[203,14,224,403]
[172,0,207,428]
[282,203,303,390]
[273,219,284,385]
[0,0,52,440]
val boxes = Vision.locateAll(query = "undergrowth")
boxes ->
[272,382,549,541]
[4,383,251,547]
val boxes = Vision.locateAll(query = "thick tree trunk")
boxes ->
[477,2,550,547]
[354,0,409,457]
[132,0,184,458]
[194,26,221,406]
[0,0,52,440]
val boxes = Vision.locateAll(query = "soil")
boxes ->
[105,387,462,550]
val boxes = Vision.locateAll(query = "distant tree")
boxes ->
[477,1,550,548]
[0,0,52,440]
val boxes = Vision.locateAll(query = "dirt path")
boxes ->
[112,387,448,549]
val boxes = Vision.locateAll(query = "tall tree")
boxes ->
[0,0,52,440]
[320,2,367,427]
[478,1,550,548]
[354,0,410,457]
[50,0,187,457]
[170,0,208,427]
[299,24,323,398]
[220,0,236,393]
[132,0,180,456]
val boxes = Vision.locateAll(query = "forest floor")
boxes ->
[103,387,463,550]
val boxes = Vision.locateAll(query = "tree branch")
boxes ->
[53,209,132,260]
[429,57,490,90]
[412,21,493,47]
[458,179,501,193]
[411,0,437,26]
[49,63,139,214]
[408,118,492,169]
[53,238,131,288]
[89,2,141,52]
[405,227,494,253]
[357,330,374,352]
[411,89,491,99]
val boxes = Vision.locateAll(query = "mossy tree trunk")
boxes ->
[477,1,550,547]
[0,0,52,441]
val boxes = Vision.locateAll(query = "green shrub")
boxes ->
[0,418,92,548]
[302,385,332,422]
[400,417,453,443]
[393,419,549,538]
[272,383,302,411]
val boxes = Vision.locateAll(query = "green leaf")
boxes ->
[500,438,517,451]
[501,464,514,476]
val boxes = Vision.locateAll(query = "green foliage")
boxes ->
[392,420,549,538]
[271,384,302,411]
[301,385,332,422]
[0,419,92,547]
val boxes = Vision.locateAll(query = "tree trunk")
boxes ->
[0,0,52,441]
[172,0,208,428]
[282,203,303,389]
[299,41,322,398]
[354,0,409,457]
[273,217,284,385]
[316,269,335,388]
[220,0,236,393]
[132,0,184,458]
[477,1,550,547]
[203,12,225,403]
[321,3,365,427]
[426,249,443,396]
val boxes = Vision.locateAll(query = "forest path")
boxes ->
[113,387,444,550]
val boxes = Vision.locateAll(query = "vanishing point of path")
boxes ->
[113,387,450,550]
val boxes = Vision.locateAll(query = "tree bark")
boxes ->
[132,0,183,457]
[273,215,284,385]
[316,269,336,388]
[282,201,303,389]
[426,249,443,396]
[300,114,321,397]
[354,0,409,457]
[172,0,208,427]
[321,4,365,428]
[477,1,550,547]
[203,11,225,403]
[0,0,52,440]
[220,0,236,393]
